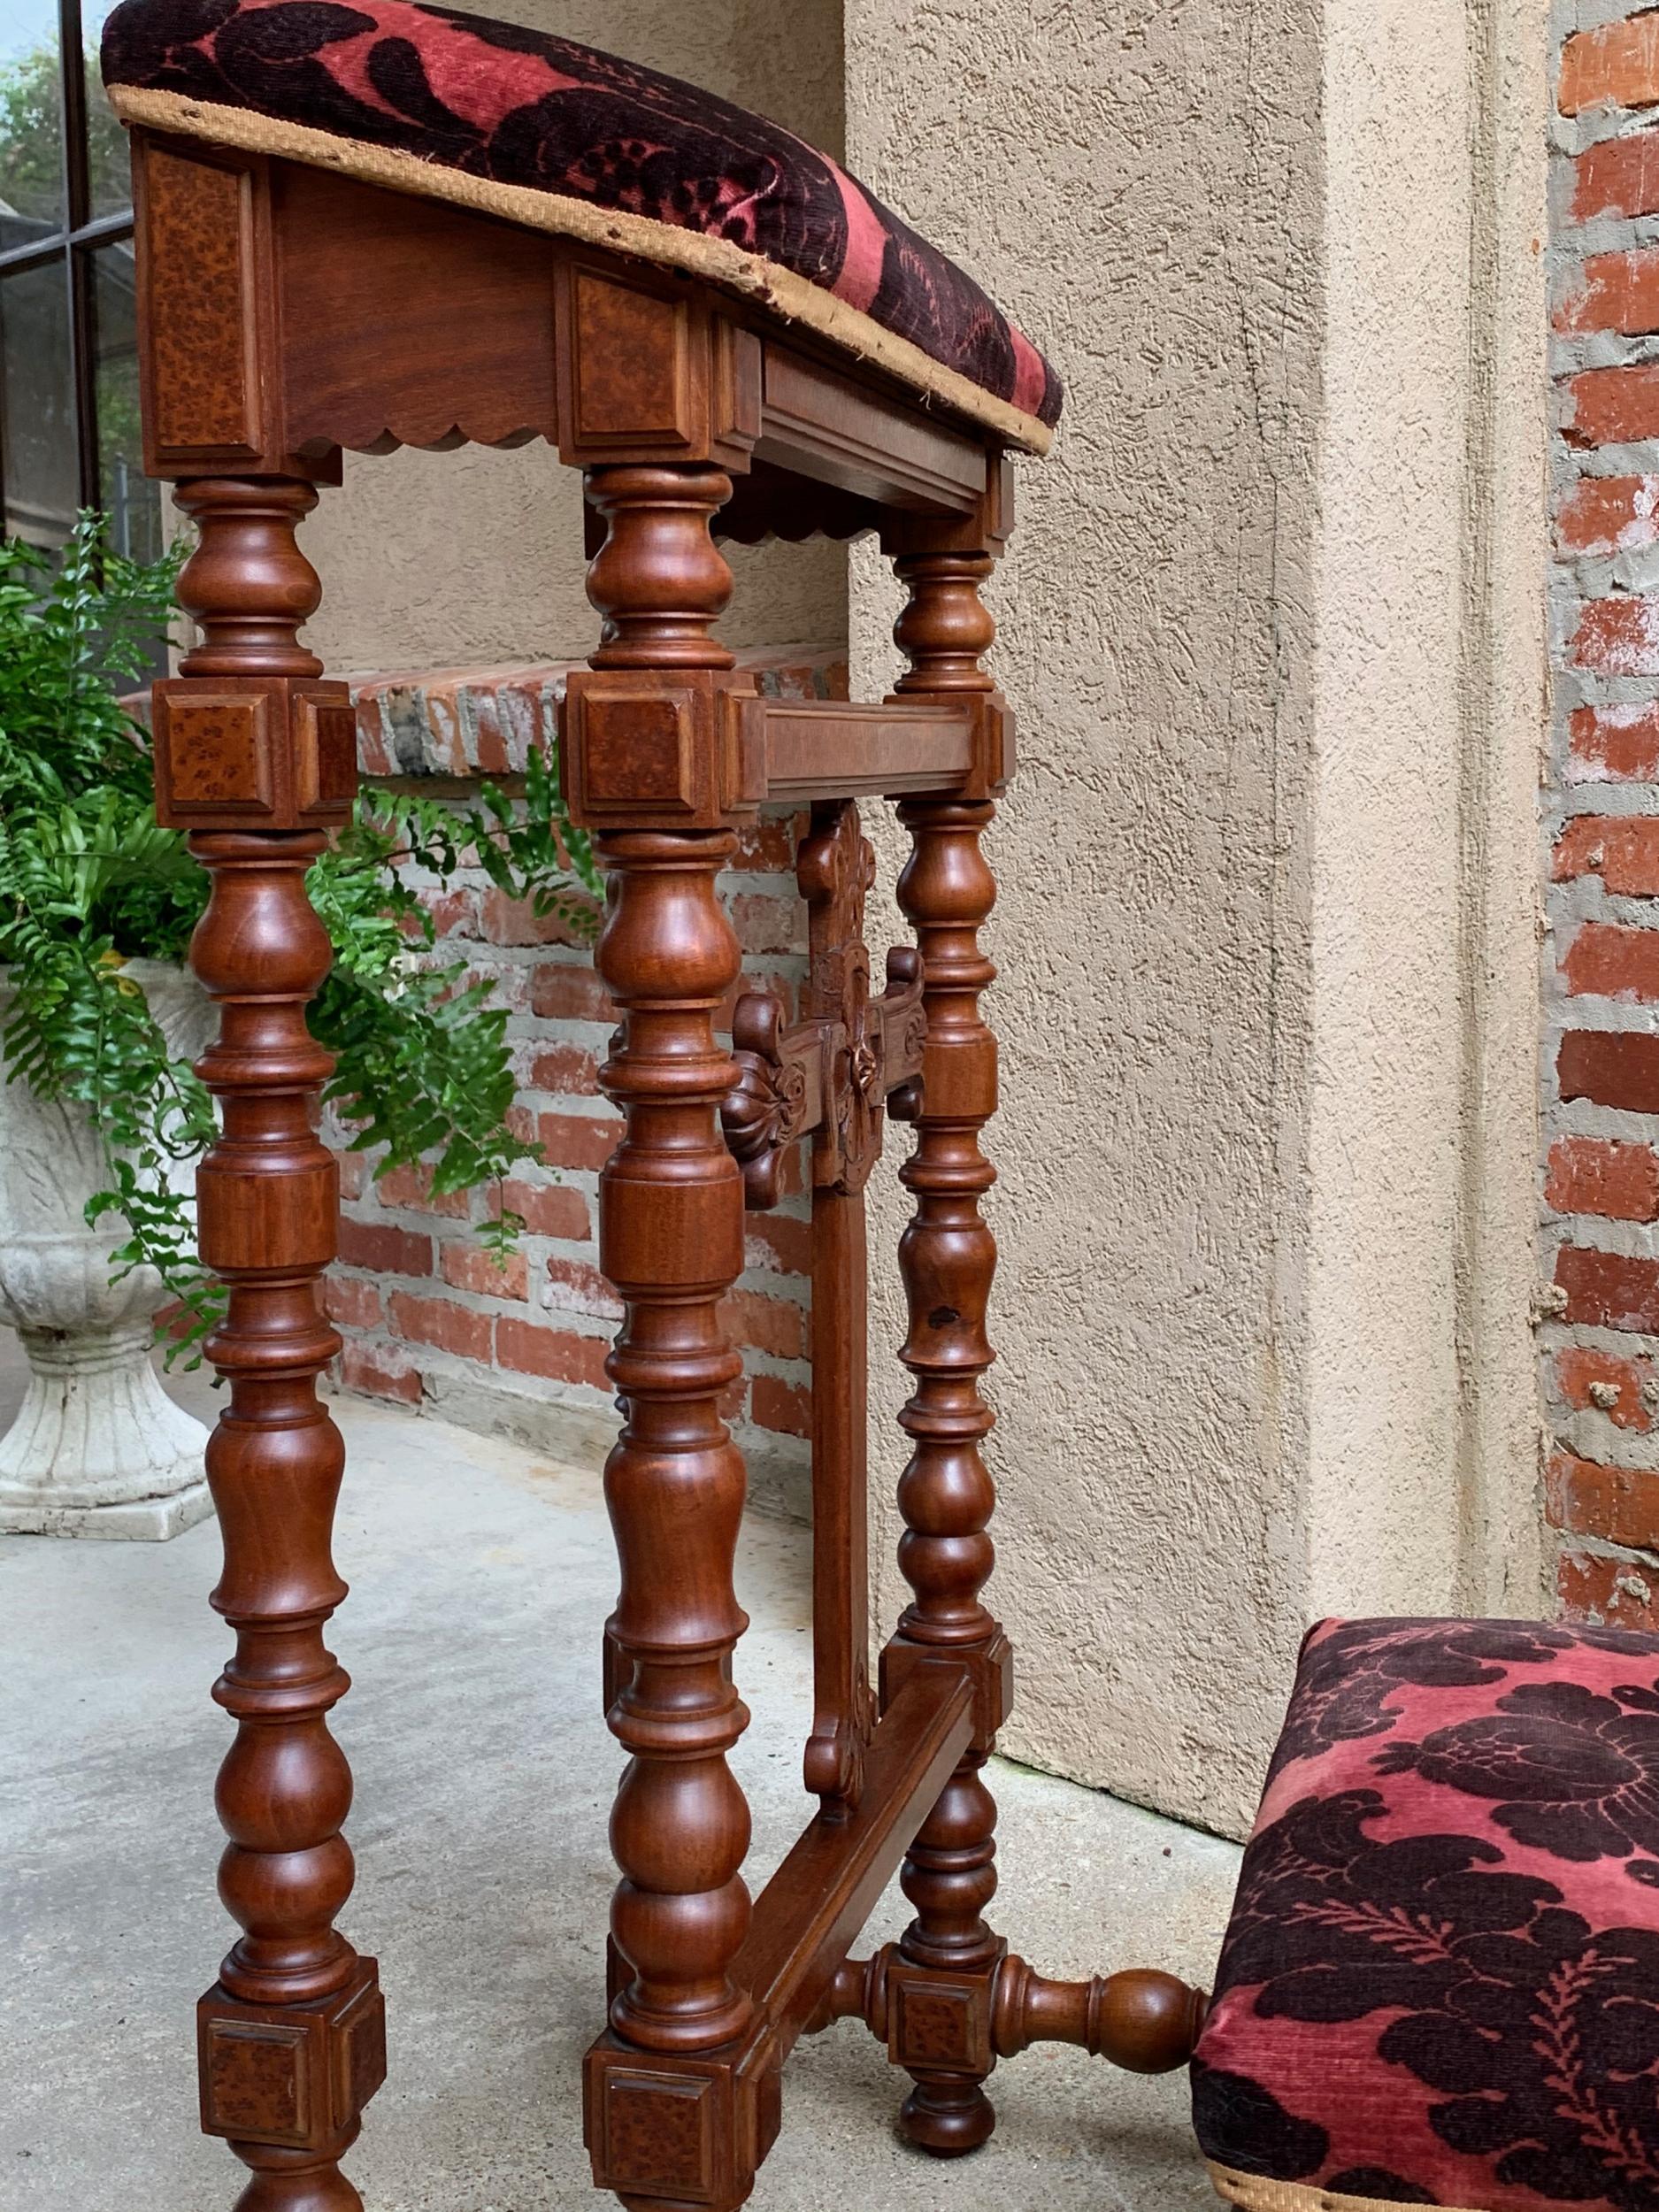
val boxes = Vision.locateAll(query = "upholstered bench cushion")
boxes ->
[101,0,1061,450]
[1193,1617,1659,2212]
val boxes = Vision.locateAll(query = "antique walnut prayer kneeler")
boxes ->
[101,3,1208,2203]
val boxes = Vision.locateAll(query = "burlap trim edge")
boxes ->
[1207,2161,1485,2212]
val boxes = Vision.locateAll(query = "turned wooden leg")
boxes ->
[596,821,754,2063]
[876,543,1010,2157]
[887,787,1007,2156]
[159,480,381,2210]
[572,465,765,2212]
[803,541,1207,2132]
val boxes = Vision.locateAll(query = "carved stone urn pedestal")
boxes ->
[0,959,217,1540]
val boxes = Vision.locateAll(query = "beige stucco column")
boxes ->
[849,0,1551,1837]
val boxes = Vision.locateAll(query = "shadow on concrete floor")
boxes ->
[0,1333,1240,2212]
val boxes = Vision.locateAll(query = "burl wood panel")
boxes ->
[568,270,692,446]
[139,145,259,462]
[153,481,355,834]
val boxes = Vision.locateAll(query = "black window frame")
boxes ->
[0,0,139,539]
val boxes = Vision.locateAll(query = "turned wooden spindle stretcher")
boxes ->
[103,2,1205,2203]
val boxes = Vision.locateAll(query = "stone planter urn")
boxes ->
[0,959,218,1540]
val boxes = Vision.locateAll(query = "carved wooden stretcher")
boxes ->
[109,9,1207,2203]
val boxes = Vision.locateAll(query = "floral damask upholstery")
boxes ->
[100,0,1061,447]
[1194,1617,1659,2212]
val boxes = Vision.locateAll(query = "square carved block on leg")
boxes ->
[880,1632,1014,1756]
[584,2026,781,2206]
[886,1943,1007,2081]
[561,672,763,833]
[153,677,357,831]
[197,1959,386,2150]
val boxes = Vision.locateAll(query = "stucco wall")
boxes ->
[846,0,1548,1837]
[301,0,848,673]
[296,0,1550,1840]
[845,0,1323,1839]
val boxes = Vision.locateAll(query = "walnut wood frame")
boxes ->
[127,128,1205,2212]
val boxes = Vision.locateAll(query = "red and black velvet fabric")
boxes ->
[100,0,1062,429]
[1194,1617,1659,2212]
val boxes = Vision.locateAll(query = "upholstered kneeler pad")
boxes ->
[101,0,1061,448]
[1193,1617,1659,2212]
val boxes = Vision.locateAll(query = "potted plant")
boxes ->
[0,513,598,1538]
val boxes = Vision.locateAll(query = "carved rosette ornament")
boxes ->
[720,992,816,1212]
[720,803,926,1209]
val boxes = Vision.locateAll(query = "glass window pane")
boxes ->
[82,2,133,219]
[91,237,161,562]
[1,259,76,550]
[0,2,66,247]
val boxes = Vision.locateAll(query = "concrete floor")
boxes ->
[0,1332,1241,2212]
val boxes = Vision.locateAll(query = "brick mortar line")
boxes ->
[1548,4,1659,1612]
[1551,1525,1659,1573]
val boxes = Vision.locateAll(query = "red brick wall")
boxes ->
[328,647,837,1515]
[1545,13,1659,1624]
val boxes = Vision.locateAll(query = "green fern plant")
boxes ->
[0,512,601,1357]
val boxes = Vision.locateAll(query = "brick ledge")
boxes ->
[350,643,849,780]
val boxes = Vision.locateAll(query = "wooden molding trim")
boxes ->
[111,84,1054,456]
